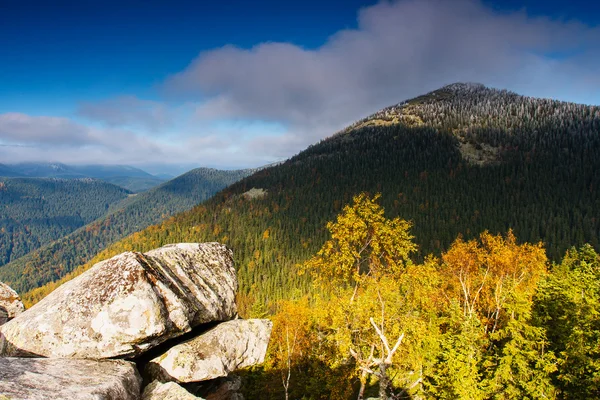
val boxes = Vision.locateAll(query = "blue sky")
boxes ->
[0,0,599,174]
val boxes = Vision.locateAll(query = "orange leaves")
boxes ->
[440,230,548,331]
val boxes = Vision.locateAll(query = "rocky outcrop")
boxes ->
[0,243,237,358]
[142,380,201,400]
[0,281,24,326]
[146,319,272,383]
[0,357,141,400]
[188,375,244,400]
[0,243,272,399]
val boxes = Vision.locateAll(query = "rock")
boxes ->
[0,243,237,358]
[146,319,272,383]
[142,380,201,400]
[187,375,244,400]
[0,357,141,400]
[0,281,25,325]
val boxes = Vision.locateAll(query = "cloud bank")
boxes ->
[2,0,599,169]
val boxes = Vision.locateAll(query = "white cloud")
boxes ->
[165,0,600,158]
[77,96,174,132]
[4,0,600,169]
[0,113,92,146]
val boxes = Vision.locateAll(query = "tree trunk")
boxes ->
[378,363,390,400]
[357,370,368,400]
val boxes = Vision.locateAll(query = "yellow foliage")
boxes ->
[300,193,417,289]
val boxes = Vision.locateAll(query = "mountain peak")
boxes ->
[439,82,487,93]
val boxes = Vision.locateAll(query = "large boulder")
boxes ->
[146,319,272,383]
[0,281,24,326]
[0,357,141,400]
[142,380,202,400]
[0,243,237,358]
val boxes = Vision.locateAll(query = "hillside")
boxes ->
[100,176,165,193]
[0,178,129,267]
[1,168,253,293]
[25,83,600,311]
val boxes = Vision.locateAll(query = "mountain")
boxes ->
[0,177,129,267]
[5,163,165,192]
[8,163,154,179]
[66,164,155,179]
[23,83,600,311]
[8,162,75,178]
[1,168,253,293]
[0,164,21,177]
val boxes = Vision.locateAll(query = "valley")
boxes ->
[0,167,253,293]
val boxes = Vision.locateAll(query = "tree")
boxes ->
[302,193,438,399]
[301,192,417,290]
[268,298,314,400]
[436,231,556,399]
[534,244,600,398]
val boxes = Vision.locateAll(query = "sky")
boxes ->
[0,0,599,175]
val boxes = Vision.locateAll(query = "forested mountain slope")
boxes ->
[100,176,165,193]
[0,178,129,266]
[25,83,600,310]
[1,168,253,293]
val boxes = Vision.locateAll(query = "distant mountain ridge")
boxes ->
[6,163,155,179]
[24,82,600,312]
[0,164,22,177]
[1,167,254,293]
[0,163,169,193]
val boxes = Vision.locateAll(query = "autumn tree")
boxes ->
[301,192,416,290]
[267,298,314,400]
[302,193,439,399]
[432,231,556,399]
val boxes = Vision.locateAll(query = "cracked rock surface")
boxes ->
[0,243,237,358]
[142,380,202,400]
[0,357,141,400]
[146,319,272,383]
[0,281,24,326]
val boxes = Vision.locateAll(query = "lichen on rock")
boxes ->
[146,319,272,383]
[0,243,237,359]
[0,281,25,326]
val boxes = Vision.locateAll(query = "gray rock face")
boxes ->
[146,319,272,383]
[0,281,25,326]
[142,380,202,400]
[0,243,237,358]
[0,357,141,400]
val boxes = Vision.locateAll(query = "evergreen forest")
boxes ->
[0,177,129,267]
[0,168,252,293]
